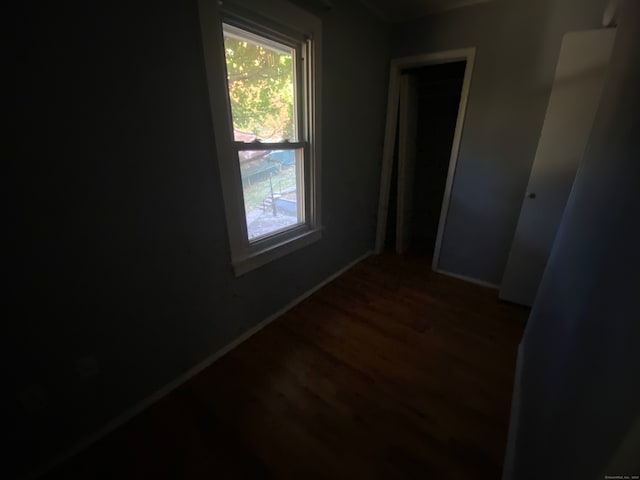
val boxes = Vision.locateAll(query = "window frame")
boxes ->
[197,0,322,276]
[222,21,307,242]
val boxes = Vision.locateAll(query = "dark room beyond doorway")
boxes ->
[386,60,466,262]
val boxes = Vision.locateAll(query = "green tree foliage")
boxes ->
[224,36,295,141]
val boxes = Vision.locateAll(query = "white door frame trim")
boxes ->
[374,47,476,271]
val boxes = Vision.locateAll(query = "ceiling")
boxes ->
[360,0,494,22]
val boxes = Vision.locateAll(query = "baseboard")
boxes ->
[435,268,500,289]
[29,250,373,480]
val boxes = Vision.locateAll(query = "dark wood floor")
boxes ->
[46,254,528,479]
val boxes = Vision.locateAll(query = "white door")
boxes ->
[500,29,616,306]
[396,74,419,254]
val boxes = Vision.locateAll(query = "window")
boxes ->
[223,24,304,241]
[198,0,322,275]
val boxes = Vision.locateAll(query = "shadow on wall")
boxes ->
[8,0,390,478]
[505,1,640,476]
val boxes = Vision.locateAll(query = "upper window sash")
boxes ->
[222,21,306,146]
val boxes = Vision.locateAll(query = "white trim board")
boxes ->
[374,48,476,272]
[28,250,373,480]
[502,342,526,480]
[435,267,499,290]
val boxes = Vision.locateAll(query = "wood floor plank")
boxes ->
[45,254,528,480]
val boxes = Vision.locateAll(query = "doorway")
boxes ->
[376,49,475,270]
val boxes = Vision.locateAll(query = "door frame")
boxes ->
[374,47,476,271]
[395,74,418,254]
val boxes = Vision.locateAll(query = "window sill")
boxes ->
[232,226,322,276]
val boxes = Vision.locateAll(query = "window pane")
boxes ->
[223,25,297,142]
[239,149,303,240]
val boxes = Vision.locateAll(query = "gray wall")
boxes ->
[7,0,389,476]
[391,0,608,284]
[504,1,640,476]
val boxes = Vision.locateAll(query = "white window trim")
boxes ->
[197,0,322,276]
